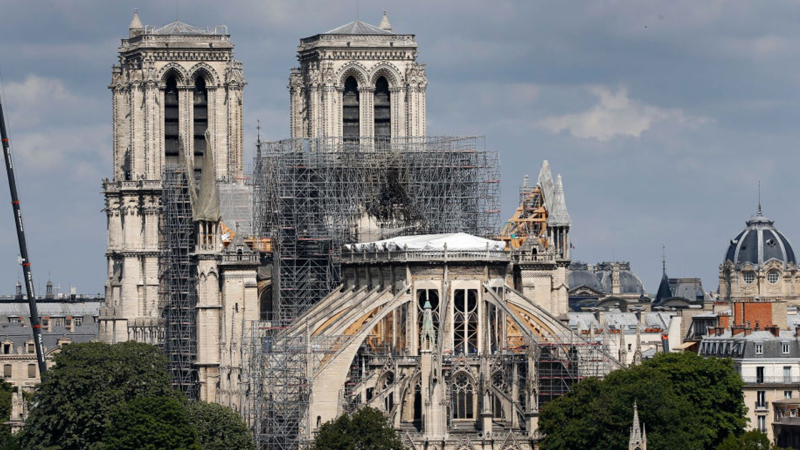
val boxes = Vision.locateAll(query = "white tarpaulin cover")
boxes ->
[345,233,506,252]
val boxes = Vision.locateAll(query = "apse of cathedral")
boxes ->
[99,11,621,450]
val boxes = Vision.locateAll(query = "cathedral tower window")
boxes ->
[374,76,391,140]
[164,75,180,167]
[454,289,479,354]
[343,76,359,143]
[193,77,209,175]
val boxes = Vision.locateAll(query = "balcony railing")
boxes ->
[742,376,799,385]
[755,401,770,412]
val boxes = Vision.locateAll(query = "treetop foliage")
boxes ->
[539,351,746,450]
[310,406,405,450]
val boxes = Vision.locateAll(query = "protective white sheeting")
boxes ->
[345,233,506,252]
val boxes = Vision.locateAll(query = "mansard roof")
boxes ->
[325,19,394,35]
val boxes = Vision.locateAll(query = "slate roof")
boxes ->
[725,209,796,269]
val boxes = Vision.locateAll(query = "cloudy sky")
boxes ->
[0,0,797,296]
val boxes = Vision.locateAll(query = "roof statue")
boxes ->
[549,174,572,227]
[379,11,393,32]
[420,299,436,351]
[629,401,647,450]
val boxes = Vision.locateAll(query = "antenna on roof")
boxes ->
[176,0,180,21]
[662,244,666,275]
[758,180,762,215]
[356,0,359,21]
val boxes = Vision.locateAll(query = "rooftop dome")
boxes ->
[725,207,796,270]
[595,263,646,296]
[568,263,603,292]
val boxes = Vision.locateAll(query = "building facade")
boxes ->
[719,207,799,303]
[100,12,258,408]
[289,12,426,139]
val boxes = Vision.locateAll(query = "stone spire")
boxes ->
[420,299,436,351]
[548,174,572,226]
[379,10,393,32]
[629,401,647,450]
[618,330,627,367]
[537,160,555,214]
[632,322,643,366]
[129,9,144,37]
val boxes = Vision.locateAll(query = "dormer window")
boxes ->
[755,343,764,355]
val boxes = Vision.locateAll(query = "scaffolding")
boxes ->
[159,167,199,399]
[244,321,347,450]
[252,136,501,327]
[219,181,254,236]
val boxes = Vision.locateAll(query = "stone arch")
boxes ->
[370,63,402,87]
[158,63,189,86]
[337,62,369,87]
[188,62,221,87]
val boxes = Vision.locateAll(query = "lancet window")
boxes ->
[374,76,391,140]
[343,76,359,143]
[193,77,208,175]
[454,289,478,354]
[164,75,180,166]
[452,372,475,420]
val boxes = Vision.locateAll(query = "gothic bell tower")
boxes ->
[100,11,245,343]
[290,11,427,140]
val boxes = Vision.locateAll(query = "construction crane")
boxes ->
[0,92,48,375]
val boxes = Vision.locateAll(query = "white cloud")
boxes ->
[538,86,707,142]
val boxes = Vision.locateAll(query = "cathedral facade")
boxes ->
[100,11,257,408]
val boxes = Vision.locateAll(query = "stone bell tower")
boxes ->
[290,11,427,140]
[100,11,245,344]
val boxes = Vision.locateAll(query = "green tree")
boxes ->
[0,379,17,450]
[18,341,179,450]
[716,430,784,450]
[539,352,746,450]
[310,406,404,450]
[99,396,201,450]
[643,352,746,448]
[187,401,256,450]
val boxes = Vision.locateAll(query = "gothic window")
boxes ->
[374,76,391,141]
[193,77,208,176]
[343,76,359,143]
[452,372,475,420]
[164,75,180,166]
[417,289,439,348]
[454,289,479,354]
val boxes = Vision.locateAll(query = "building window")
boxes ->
[755,343,764,355]
[374,76,391,140]
[758,415,766,432]
[757,366,765,384]
[26,342,35,354]
[343,76,360,143]
[193,76,208,176]
[757,390,766,408]
[7,317,20,324]
[785,366,792,383]
[164,75,180,167]
[74,317,83,327]
[1,343,11,355]
[783,342,791,354]
[2,365,10,378]
[452,372,475,420]
[744,272,755,284]
[27,364,35,379]
[453,289,479,354]
[785,391,793,399]
[768,270,780,284]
